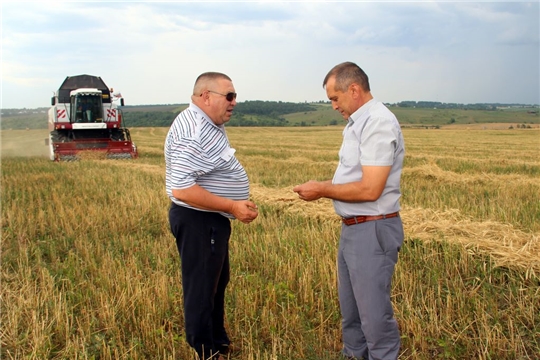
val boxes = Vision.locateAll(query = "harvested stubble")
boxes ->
[250,184,540,278]
[2,127,539,359]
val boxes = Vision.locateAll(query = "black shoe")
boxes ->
[196,354,221,360]
[218,343,242,356]
[216,343,230,355]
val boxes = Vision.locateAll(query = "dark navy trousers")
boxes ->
[169,203,231,359]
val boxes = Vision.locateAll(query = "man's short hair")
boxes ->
[323,62,370,92]
[193,72,232,94]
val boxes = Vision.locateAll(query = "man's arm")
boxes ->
[293,165,391,202]
[172,184,258,223]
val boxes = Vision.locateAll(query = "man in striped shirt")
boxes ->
[165,72,258,360]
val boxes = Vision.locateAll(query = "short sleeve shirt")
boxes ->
[332,99,405,218]
[164,103,250,218]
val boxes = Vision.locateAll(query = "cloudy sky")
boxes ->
[2,1,539,109]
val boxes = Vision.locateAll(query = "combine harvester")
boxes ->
[47,74,138,161]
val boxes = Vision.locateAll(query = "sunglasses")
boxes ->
[207,90,237,102]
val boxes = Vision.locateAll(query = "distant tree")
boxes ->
[234,101,316,116]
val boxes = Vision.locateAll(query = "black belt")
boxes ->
[342,212,399,226]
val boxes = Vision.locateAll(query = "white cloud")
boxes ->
[1,1,538,108]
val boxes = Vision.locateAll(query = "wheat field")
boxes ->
[1,126,539,359]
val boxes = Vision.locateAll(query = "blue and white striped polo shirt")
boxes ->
[164,103,250,218]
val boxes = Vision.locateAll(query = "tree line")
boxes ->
[3,100,537,130]
[394,101,537,110]
[123,101,317,127]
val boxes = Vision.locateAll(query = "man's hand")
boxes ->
[294,166,391,203]
[173,185,258,223]
[293,180,327,201]
[231,200,259,223]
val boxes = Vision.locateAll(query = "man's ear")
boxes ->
[200,90,211,105]
[349,83,362,98]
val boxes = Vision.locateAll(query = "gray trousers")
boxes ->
[338,216,404,360]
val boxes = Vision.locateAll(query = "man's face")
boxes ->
[206,78,237,125]
[325,76,354,120]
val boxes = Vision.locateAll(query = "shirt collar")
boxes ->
[188,103,222,129]
[348,98,377,124]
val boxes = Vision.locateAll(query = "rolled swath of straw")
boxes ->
[403,162,539,187]
[250,184,540,278]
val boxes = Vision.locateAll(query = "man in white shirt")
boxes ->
[294,62,405,360]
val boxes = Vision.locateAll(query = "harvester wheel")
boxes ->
[48,133,55,161]
[110,129,127,141]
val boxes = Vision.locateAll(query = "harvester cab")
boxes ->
[71,89,104,123]
[47,74,138,161]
